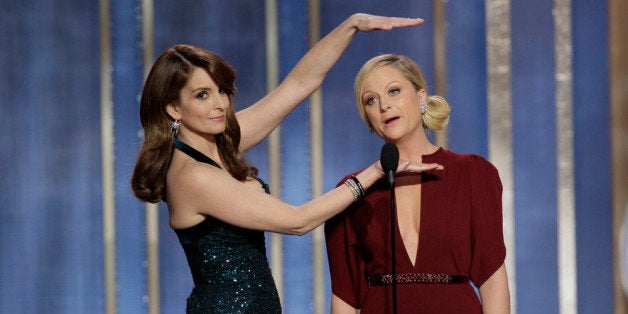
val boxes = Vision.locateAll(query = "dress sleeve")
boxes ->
[468,155,507,288]
[324,177,369,309]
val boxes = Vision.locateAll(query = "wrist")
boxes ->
[347,13,363,31]
[344,175,365,202]
[355,164,382,190]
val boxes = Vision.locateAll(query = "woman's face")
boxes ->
[167,67,230,138]
[360,65,425,143]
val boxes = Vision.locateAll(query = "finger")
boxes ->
[361,16,424,32]
[374,18,423,30]
[388,17,425,27]
[402,162,444,172]
[419,163,443,170]
[396,161,412,169]
[423,163,444,170]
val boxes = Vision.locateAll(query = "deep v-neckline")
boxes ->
[394,175,423,268]
[396,217,421,268]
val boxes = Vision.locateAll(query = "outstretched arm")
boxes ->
[236,14,424,151]
[167,159,441,234]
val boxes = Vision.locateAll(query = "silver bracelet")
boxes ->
[344,180,359,202]
[344,176,365,202]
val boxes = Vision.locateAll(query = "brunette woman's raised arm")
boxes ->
[236,13,424,151]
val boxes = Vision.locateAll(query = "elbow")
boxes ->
[289,229,307,236]
[284,77,322,96]
[279,206,319,235]
[287,225,311,236]
[287,220,315,236]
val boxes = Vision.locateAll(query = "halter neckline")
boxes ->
[173,137,222,169]
[173,137,271,194]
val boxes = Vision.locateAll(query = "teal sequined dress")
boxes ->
[173,137,281,313]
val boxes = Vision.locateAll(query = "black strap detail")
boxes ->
[173,137,270,194]
[173,137,222,169]
[254,177,270,194]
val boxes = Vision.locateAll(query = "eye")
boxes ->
[196,90,208,99]
[364,96,378,106]
[389,88,400,96]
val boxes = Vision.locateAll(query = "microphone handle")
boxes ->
[389,180,397,314]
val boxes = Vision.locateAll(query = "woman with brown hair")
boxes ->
[131,15,440,313]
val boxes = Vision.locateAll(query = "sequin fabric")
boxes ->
[172,139,280,312]
[175,216,281,313]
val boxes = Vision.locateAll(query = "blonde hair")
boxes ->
[354,54,450,131]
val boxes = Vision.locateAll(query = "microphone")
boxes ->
[380,142,399,314]
[380,143,399,187]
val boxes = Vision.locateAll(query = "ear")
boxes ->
[166,102,181,121]
[417,89,427,102]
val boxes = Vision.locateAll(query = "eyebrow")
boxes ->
[386,81,402,88]
[189,86,211,94]
[362,80,403,95]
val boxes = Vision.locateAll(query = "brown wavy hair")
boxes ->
[131,44,257,203]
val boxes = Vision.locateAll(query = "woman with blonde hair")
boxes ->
[131,15,441,313]
[325,54,510,313]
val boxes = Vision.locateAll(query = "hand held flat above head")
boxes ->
[351,14,424,32]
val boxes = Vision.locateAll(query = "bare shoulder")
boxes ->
[166,157,229,229]
[166,153,222,193]
[165,154,279,231]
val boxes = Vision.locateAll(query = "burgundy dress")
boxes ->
[325,148,506,313]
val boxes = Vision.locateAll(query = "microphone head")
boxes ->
[380,143,399,173]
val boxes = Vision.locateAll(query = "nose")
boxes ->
[216,92,229,110]
[378,99,391,112]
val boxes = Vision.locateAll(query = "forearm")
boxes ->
[479,264,510,314]
[290,164,382,235]
[281,14,360,92]
[226,160,435,234]
[237,14,423,151]
[281,159,439,234]
[236,15,360,151]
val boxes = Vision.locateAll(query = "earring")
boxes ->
[420,101,428,114]
[171,120,181,135]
